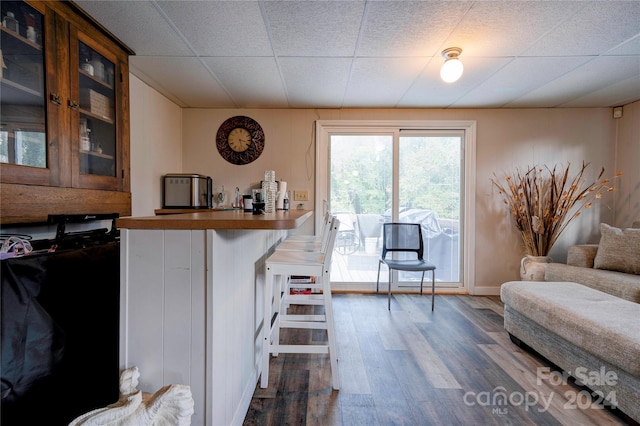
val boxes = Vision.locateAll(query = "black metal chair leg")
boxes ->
[431,271,435,311]
[388,268,392,310]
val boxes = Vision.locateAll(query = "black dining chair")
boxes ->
[376,222,436,311]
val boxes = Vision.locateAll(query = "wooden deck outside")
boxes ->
[331,248,382,283]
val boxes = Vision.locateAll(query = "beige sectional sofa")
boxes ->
[545,221,640,303]
[501,222,640,423]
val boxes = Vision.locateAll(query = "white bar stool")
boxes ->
[261,217,340,390]
[275,214,334,311]
[276,213,333,252]
[282,211,331,243]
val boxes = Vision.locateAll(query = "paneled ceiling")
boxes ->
[75,0,640,109]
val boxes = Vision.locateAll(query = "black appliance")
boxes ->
[1,214,121,425]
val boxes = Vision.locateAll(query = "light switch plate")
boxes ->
[293,190,309,201]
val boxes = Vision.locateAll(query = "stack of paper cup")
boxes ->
[263,170,277,213]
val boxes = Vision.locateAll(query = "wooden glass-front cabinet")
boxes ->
[0,0,133,224]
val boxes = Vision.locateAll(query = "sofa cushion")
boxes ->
[545,263,640,303]
[567,244,599,268]
[593,223,640,275]
[501,281,640,377]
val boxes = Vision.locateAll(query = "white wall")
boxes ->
[129,77,639,294]
[614,101,640,227]
[129,74,183,217]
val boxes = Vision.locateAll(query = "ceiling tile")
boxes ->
[343,58,428,107]
[278,57,353,108]
[357,1,471,57]
[399,56,512,107]
[70,1,640,108]
[508,56,640,107]
[130,57,234,108]
[263,1,365,57]
[441,1,584,57]
[523,1,640,56]
[74,0,192,56]
[559,74,640,107]
[202,57,287,107]
[155,1,273,56]
[456,57,592,107]
[605,35,640,56]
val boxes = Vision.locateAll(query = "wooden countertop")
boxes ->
[117,209,312,230]
[154,208,217,215]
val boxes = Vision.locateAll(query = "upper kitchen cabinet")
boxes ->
[0,0,134,224]
[71,29,128,191]
[1,1,49,186]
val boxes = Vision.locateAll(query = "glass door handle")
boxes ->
[50,93,62,105]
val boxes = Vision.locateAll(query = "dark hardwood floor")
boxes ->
[245,294,632,425]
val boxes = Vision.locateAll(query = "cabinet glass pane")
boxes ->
[0,1,46,168]
[78,41,115,177]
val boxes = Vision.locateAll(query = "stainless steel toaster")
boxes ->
[163,174,212,208]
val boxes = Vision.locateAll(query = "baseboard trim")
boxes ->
[469,286,501,296]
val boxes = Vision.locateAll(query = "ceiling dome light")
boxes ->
[440,47,463,83]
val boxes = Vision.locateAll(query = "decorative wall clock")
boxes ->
[215,116,265,165]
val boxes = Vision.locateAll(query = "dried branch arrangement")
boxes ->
[492,162,621,256]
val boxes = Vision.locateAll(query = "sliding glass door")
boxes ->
[398,132,461,284]
[317,121,475,293]
[330,134,392,285]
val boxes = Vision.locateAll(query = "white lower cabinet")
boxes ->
[120,228,284,425]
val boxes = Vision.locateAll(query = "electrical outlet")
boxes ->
[613,106,623,119]
[293,190,309,201]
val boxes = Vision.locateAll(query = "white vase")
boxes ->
[520,255,552,281]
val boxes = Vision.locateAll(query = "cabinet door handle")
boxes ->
[68,100,79,110]
[50,93,62,105]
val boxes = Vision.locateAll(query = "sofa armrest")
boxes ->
[567,244,599,268]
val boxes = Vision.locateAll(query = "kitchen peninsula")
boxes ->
[117,210,312,426]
